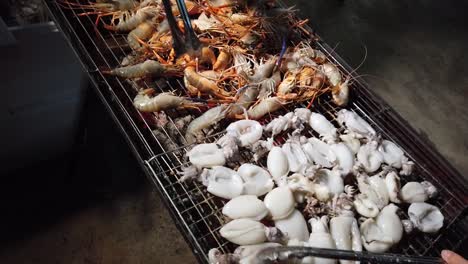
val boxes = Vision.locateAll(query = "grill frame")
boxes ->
[44,0,468,263]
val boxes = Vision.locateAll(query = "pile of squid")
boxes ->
[64,0,350,143]
[181,108,444,264]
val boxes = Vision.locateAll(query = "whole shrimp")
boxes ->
[104,5,160,32]
[184,67,233,99]
[133,90,202,112]
[248,57,277,83]
[332,78,350,107]
[257,71,281,100]
[243,96,290,120]
[59,0,138,27]
[127,21,155,50]
[60,0,137,12]
[105,60,181,78]
[228,84,260,117]
[185,104,231,144]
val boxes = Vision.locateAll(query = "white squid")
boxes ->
[274,209,309,242]
[360,204,403,253]
[226,120,263,147]
[264,186,296,220]
[267,147,290,186]
[337,109,376,139]
[187,143,226,168]
[220,218,267,245]
[200,166,244,199]
[330,211,362,264]
[222,195,269,221]
[356,141,384,173]
[237,164,274,197]
[314,169,344,202]
[378,140,415,175]
[302,137,336,168]
[330,143,354,176]
[308,216,337,264]
[309,112,338,143]
[282,139,310,173]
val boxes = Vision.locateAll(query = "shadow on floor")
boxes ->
[0,87,143,245]
[0,89,196,263]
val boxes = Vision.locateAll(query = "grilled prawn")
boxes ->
[104,6,160,32]
[106,60,181,78]
[185,105,231,144]
[184,67,233,99]
[244,97,290,120]
[127,21,155,50]
[133,91,202,113]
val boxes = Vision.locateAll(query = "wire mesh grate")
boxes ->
[44,0,468,263]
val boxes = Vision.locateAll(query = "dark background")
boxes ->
[0,0,467,263]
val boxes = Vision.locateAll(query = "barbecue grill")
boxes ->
[44,1,468,263]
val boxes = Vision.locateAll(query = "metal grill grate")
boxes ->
[44,0,468,263]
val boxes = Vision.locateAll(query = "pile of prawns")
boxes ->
[62,0,351,144]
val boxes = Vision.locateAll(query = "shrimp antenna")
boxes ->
[347,44,368,77]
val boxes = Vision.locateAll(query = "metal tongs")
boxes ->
[257,246,445,264]
[161,0,201,56]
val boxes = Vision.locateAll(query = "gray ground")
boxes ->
[1,1,467,263]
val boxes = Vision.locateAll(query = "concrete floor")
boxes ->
[1,1,467,263]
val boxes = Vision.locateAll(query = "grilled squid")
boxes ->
[274,209,309,242]
[356,141,384,173]
[309,112,338,143]
[187,143,226,168]
[226,120,263,147]
[220,218,267,245]
[330,211,362,264]
[408,202,444,233]
[287,173,315,203]
[400,181,437,203]
[360,204,403,253]
[267,147,290,186]
[337,109,376,139]
[302,137,336,168]
[222,195,268,221]
[339,133,361,154]
[308,216,337,264]
[264,187,295,220]
[282,139,309,173]
[265,112,294,138]
[237,164,274,197]
[378,140,415,175]
[330,143,354,176]
[314,169,344,202]
[200,166,243,199]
